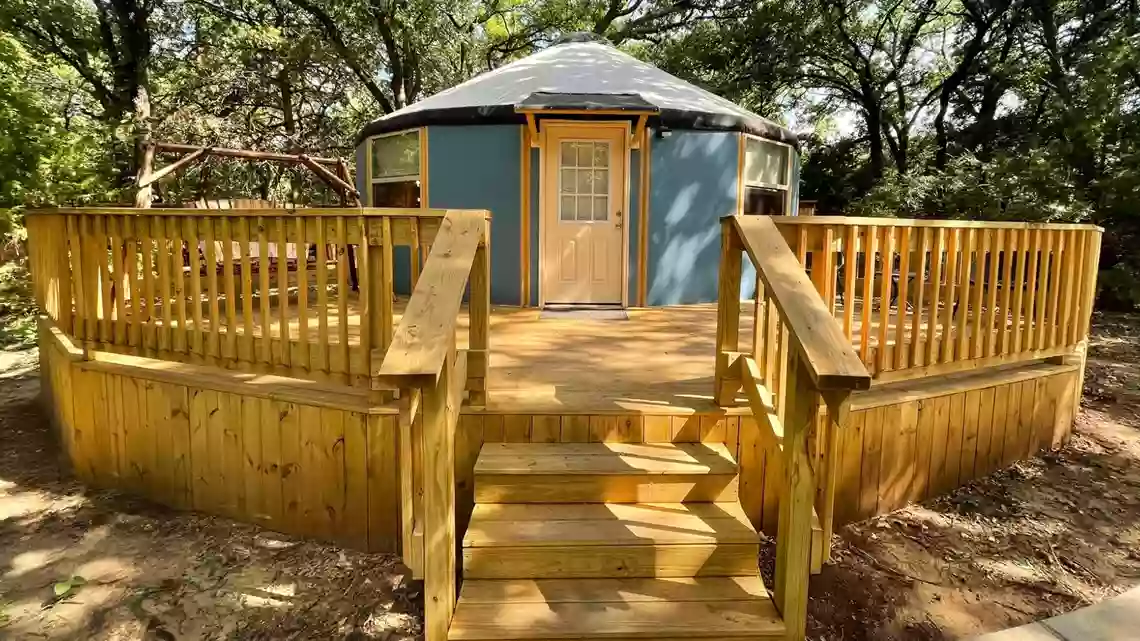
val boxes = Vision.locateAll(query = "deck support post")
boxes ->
[715,218,744,406]
[421,347,462,641]
[774,356,819,641]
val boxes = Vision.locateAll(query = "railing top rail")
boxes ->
[25,206,464,219]
[376,209,488,385]
[772,215,1102,232]
[732,214,871,391]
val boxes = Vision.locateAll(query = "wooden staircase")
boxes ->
[447,442,786,641]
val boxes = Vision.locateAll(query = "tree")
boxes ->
[1,0,163,192]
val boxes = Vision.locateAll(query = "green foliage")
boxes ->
[50,575,87,601]
[0,0,1138,308]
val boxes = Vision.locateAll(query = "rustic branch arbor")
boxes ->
[27,204,1100,641]
[133,141,362,208]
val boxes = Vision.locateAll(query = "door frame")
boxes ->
[537,120,632,308]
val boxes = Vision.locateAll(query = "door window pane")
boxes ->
[591,170,608,194]
[558,139,614,223]
[593,196,609,221]
[593,143,609,167]
[560,195,576,221]
[560,142,576,166]
[577,196,593,221]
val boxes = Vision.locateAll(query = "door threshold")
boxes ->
[539,305,628,320]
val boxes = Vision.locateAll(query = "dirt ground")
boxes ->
[799,312,1140,640]
[1,314,1139,640]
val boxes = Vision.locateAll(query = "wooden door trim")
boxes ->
[538,120,632,309]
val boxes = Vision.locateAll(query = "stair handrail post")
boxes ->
[714,217,744,405]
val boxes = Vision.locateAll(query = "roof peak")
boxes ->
[551,31,613,47]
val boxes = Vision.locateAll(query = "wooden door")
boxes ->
[541,124,627,305]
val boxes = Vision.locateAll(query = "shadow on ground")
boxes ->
[758,311,1140,641]
[0,350,418,641]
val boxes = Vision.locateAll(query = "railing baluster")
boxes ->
[172,216,189,355]
[984,229,1000,357]
[909,228,929,368]
[1059,230,1080,346]
[336,216,350,385]
[296,217,310,374]
[713,218,743,405]
[969,229,988,359]
[859,225,876,366]
[238,216,254,362]
[316,217,331,377]
[258,216,272,368]
[140,217,155,354]
[205,217,221,363]
[409,217,421,290]
[894,227,911,370]
[822,227,837,316]
[1034,230,1051,351]
[876,226,894,373]
[1010,228,1029,353]
[939,228,959,364]
[66,215,86,341]
[359,216,372,387]
[842,225,858,341]
[1076,230,1102,343]
[239,218,255,364]
[276,216,291,371]
[925,228,945,366]
[156,217,171,354]
[110,216,126,346]
[955,228,974,361]
[1023,228,1042,352]
[221,217,237,362]
[469,215,491,406]
[1045,230,1064,349]
[996,229,1013,354]
[188,216,204,360]
[127,217,142,350]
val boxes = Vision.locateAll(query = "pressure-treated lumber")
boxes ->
[377,210,488,384]
[732,215,870,391]
[474,442,739,503]
[449,577,784,640]
[465,502,758,547]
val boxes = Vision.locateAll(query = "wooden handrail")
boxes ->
[732,215,871,391]
[375,209,489,386]
[772,215,1103,232]
[25,207,451,218]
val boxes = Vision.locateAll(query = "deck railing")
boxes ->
[715,215,872,641]
[772,217,1103,382]
[25,207,452,391]
[375,210,490,641]
[716,213,1103,641]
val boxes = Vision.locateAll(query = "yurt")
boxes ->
[355,33,799,307]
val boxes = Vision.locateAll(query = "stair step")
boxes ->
[474,442,739,503]
[463,503,759,579]
[448,577,785,640]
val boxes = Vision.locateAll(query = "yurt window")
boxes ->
[369,130,421,207]
[742,137,792,215]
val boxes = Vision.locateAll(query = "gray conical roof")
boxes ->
[357,39,795,146]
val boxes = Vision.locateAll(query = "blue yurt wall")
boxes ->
[646,130,739,306]
[425,125,523,306]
